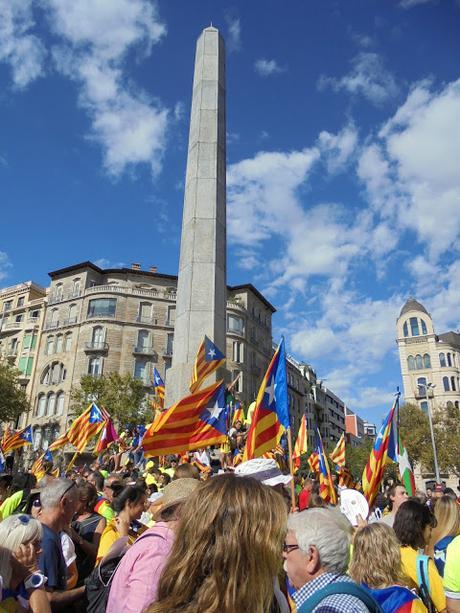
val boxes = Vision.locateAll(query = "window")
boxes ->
[167,306,175,325]
[139,302,152,321]
[233,341,243,363]
[232,370,242,393]
[55,335,63,353]
[33,428,42,451]
[447,353,452,367]
[415,354,423,369]
[134,358,148,382]
[137,330,150,349]
[410,317,420,337]
[68,304,77,322]
[23,332,36,350]
[3,300,12,311]
[17,296,25,307]
[420,319,428,335]
[403,322,408,337]
[15,314,23,323]
[52,363,62,384]
[423,354,431,368]
[56,393,65,416]
[443,376,450,392]
[417,377,427,390]
[46,335,54,355]
[407,355,415,370]
[55,283,63,300]
[36,395,46,417]
[92,326,105,346]
[49,309,58,326]
[228,314,244,334]
[65,333,72,352]
[30,310,39,319]
[440,353,446,367]
[72,279,81,296]
[46,393,56,416]
[88,356,102,376]
[88,298,116,318]
[166,333,174,355]
[451,377,456,391]
[420,401,428,414]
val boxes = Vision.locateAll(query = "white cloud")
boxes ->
[317,122,358,173]
[0,252,12,282]
[93,258,126,269]
[400,0,434,8]
[225,16,241,52]
[318,52,399,106]
[254,58,285,77]
[0,0,46,89]
[44,0,169,177]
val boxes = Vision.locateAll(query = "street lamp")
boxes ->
[417,382,441,484]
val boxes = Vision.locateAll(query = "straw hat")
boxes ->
[154,477,200,515]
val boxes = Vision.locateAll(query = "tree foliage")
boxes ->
[70,373,148,427]
[0,359,30,423]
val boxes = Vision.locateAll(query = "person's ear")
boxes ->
[305,545,321,574]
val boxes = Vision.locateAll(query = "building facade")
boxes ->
[345,407,365,447]
[396,298,460,412]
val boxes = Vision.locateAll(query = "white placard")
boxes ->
[340,488,369,526]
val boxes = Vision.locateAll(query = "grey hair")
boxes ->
[0,515,42,587]
[288,508,351,574]
[40,477,75,509]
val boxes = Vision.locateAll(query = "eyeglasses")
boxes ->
[283,543,300,554]
[32,499,41,508]
[60,481,76,501]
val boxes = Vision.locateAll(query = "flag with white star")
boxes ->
[189,335,225,393]
[243,338,290,460]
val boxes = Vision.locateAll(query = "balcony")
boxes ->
[5,349,18,360]
[48,293,64,305]
[133,345,156,356]
[136,315,158,325]
[227,326,245,337]
[84,342,109,353]
[61,317,78,326]
[226,300,246,313]
[87,312,115,320]
[2,321,23,330]
[27,317,40,324]
[44,321,60,331]
[85,285,175,300]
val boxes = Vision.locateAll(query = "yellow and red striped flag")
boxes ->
[153,368,165,409]
[338,466,356,489]
[30,449,53,481]
[143,381,228,457]
[292,414,308,470]
[307,451,320,474]
[2,425,33,453]
[316,429,337,505]
[232,402,244,426]
[189,336,225,393]
[66,403,107,453]
[48,431,68,451]
[329,433,346,468]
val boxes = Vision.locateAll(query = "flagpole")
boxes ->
[286,427,296,512]
[66,451,78,472]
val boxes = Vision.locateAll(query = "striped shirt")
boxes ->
[293,572,370,612]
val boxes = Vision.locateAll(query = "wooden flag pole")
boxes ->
[286,427,297,512]
[66,451,78,473]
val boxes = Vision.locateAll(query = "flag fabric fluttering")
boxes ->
[329,432,346,468]
[30,449,53,481]
[307,451,320,474]
[2,425,33,454]
[337,466,356,489]
[153,367,165,409]
[66,403,108,453]
[95,416,119,454]
[316,429,337,505]
[231,401,245,426]
[361,397,399,506]
[48,431,68,451]
[143,381,228,457]
[189,336,225,394]
[243,338,290,460]
[397,435,416,497]
[292,414,308,470]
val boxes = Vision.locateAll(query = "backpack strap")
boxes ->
[297,581,383,613]
[416,554,431,594]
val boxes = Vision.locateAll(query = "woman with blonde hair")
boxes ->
[429,495,460,577]
[147,473,288,613]
[349,522,427,612]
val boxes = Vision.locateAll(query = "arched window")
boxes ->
[56,392,65,416]
[423,354,431,368]
[417,377,427,388]
[50,309,58,325]
[68,304,77,323]
[46,336,54,355]
[36,395,46,417]
[447,353,452,367]
[92,326,105,347]
[52,363,61,384]
[33,428,42,451]
[55,283,63,300]
[443,376,450,391]
[420,319,428,335]
[55,334,63,353]
[451,377,456,391]
[88,356,102,376]
[41,365,50,385]
[407,356,415,370]
[72,278,81,297]
[403,322,409,337]
[439,353,446,367]
[410,317,420,337]
[46,393,56,416]
[65,333,72,352]
[137,330,150,349]
[415,354,423,369]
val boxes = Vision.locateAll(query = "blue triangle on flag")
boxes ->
[199,384,228,434]
[89,403,103,423]
[204,336,225,362]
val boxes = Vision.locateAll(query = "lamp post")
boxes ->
[418,382,441,484]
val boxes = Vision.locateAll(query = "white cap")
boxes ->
[234,458,292,487]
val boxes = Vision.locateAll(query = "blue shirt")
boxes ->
[434,535,456,577]
[293,572,370,612]
[38,524,67,591]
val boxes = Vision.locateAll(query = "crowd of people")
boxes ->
[0,448,459,613]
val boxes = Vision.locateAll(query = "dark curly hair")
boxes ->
[393,498,437,549]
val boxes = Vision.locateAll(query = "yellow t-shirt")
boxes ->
[96,520,120,563]
[400,546,446,612]
[444,534,460,598]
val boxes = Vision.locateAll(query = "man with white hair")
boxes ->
[38,478,85,606]
[284,508,379,612]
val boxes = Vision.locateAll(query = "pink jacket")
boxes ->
[107,522,175,613]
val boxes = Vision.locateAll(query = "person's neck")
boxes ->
[40,509,63,533]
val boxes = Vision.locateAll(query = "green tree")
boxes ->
[432,403,460,477]
[0,359,30,423]
[70,373,148,426]
[345,437,374,481]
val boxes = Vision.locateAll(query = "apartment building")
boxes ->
[345,407,366,447]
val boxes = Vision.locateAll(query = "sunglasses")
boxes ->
[60,481,76,501]
[283,543,300,554]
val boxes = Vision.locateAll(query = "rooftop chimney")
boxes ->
[149,265,158,273]
[131,263,141,271]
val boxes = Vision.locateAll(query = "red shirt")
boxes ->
[298,489,311,511]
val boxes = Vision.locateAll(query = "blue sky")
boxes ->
[1,0,459,425]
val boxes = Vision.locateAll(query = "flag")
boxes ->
[2,425,33,453]
[67,403,107,453]
[243,338,290,460]
[232,402,245,426]
[397,435,415,497]
[153,367,165,409]
[337,466,356,489]
[143,381,228,457]
[189,336,225,393]
[95,417,119,454]
[1,426,14,452]
[362,397,399,506]
[292,414,308,470]
[316,429,337,505]
[30,449,53,481]
[307,451,320,474]
[48,431,68,451]
[329,433,346,468]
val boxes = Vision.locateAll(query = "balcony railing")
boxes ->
[226,301,246,312]
[62,317,78,326]
[44,321,60,330]
[85,285,176,300]
[27,317,40,324]
[6,349,18,358]
[87,312,116,319]
[133,345,156,356]
[2,321,23,330]
[136,315,158,325]
[226,326,245,337]
[85,342,109,352]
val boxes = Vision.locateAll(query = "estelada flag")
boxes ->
[338,466,356,489]
[67,403,107,453]
[329,433,346,468]
[48,430,68,451]
[143,381,228,457]
[316,429,337,505]
[243,338,290,460]
[2,425,33,453]
[189,336,225,393]
[31,449,53,481]
[231,402,245,426]
[153,367,165,408]
[292,414,308,470]
[307,451,320,474]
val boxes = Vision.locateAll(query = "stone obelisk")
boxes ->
[166,26,227,405]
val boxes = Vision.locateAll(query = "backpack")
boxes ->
[85,532,158,613]
[416,554,437,613]
[297,581,384,613]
